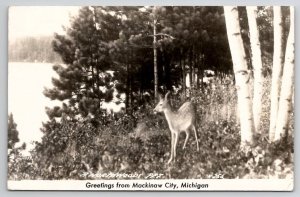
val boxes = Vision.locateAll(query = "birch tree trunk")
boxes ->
[269,6,285,141]
[275,6,294,141]
[224,6,254,147]
[246,6,263,134]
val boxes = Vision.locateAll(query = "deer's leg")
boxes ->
[168,132,175,164]
[173,132,179,162]
[183,130,190,150]
[192,125,199,151]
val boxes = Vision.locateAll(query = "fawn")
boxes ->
[154,91,199,164]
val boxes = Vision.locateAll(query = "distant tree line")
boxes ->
[9,36,62,63]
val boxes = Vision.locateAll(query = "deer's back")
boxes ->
[169,101,196,131]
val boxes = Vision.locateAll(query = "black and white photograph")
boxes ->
[7,6,294,191]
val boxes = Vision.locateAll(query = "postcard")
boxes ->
[7,6,294,191]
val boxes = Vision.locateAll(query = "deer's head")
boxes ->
[154,91,171,114]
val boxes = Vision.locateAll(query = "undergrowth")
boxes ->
[8,75,294,180]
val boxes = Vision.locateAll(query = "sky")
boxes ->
[9,6,79,41]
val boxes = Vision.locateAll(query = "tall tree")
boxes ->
[246,6,263,134]
[45,7,122,121]
[224,6,254,147]
[8,113,20,149]
[275,6,294,141]
[269,6,285,141]
[110,6,154,110]
[152,6,159,100]
[45,6,237,120]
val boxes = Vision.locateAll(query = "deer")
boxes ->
[154,91,199,164]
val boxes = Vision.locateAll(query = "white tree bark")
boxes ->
[246,6,263,134]
[152,6,158,101]
[224,6,255,146]
[269,6,285,141]
[275,6,294,141]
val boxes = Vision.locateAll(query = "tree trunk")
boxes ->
[165,54,172,90]
[198,54,204,91]
[192,50,196,91]
[125,52,132,114]
[129,62,133,112]
[224,6,255,147]
[153,18,158,101]
[275,6,294,141]
[189,49,193,97]
[246,6,264,134]
[196,55,200,89]
[180,49,186,99]
[161,49,166,91]
[269,6,285,141]
[125,63,130,113]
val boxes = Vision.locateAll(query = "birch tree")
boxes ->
[275,6,294,141]
[269,6,285,141]
[246,6,263,134]
[224,6,255,147]
[152,9,158,100]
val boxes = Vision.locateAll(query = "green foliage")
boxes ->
[8,148,37,180]
[8,114,29,180]
[8,113,19,149]
[45,7,129,122]
[10,74,293,180]
[44,6,238,121]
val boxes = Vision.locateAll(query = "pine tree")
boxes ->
[8,113,20,149]
[45,7,123,120]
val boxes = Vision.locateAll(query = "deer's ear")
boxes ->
[165,91,171,100]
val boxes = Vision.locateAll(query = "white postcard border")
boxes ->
[7,179,293,191]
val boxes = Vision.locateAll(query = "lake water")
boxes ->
[8,62,61,152]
